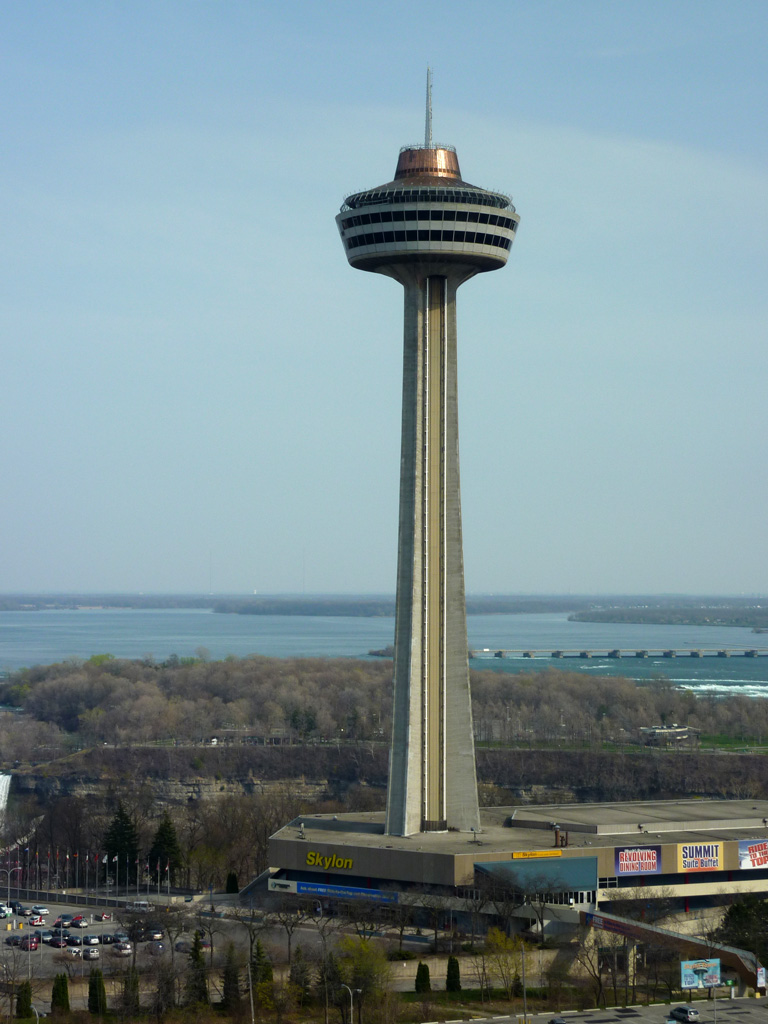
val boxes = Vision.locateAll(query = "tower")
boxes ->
[336,74,519,836]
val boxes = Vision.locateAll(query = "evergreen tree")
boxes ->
[316,949,344,1018]
[121,967,140,1016]
[16,979,32,1018]
[415,961,431,993]
[51,973,70,1014]
[152,964,176,1018]
[289,945,311,1004]
[88,968,107,1016]
[185,931,209,1005]
[221,942,242,1011]
[446,956,461,993]
[103,802,139,883]
[225,870,239,893]
[251,938,273,984]
[148,811,183,886]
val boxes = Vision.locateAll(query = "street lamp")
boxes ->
[341,984,362,1024]
[0,867,21,907]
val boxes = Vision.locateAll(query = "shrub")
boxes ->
[446,956,461,993]
[415,962,431,994]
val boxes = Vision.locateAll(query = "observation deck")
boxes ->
[336,144,519,274]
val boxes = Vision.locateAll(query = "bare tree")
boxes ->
[267,898,311,965]
[574,924,606,1007]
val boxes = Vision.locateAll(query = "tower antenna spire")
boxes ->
[425,67,433,149]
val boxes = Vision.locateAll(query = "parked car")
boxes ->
[53,915,72,928]
[28,915,45,927]
[9,901,24,914]
[4,935,21,947]
[175,940,190,953]
[99,933,116,945]
[66,935,83,947]
[147,941,166,955]
[71,916,89,928]
[65,947,82,958]
[670,1009,700,1023]
[37,930,54,944]
[113,941,132,957]
[31,905,50,916]
[83,947,100,961]
[17,906,33,916]
[0,905,10,918]
[49,936,68,949]
[20,936,39,951]
[113,932,130,944]
[147,927,164,941]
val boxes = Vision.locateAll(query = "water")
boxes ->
[0,775,10,823]
[0,608,766,697]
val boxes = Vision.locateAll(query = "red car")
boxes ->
[20,937,39,951]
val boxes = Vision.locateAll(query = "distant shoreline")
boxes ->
[1,593,766,626]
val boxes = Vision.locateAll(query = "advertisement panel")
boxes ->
[681,958,721,989]
[677,843,722,872]
[615,846,662,876]
[295,881,398,904]
[739,839,768,870]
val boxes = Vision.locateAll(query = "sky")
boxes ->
[1,0,766,597]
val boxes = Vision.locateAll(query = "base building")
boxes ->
[269,798,768,932]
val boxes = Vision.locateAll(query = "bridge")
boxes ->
[475,647,767,659]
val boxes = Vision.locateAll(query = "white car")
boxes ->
[31,905,50,916]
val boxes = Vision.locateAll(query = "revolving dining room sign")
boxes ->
[615,846,662,876]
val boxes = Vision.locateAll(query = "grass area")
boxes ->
[698,734,768,751]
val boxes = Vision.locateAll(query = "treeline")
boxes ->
[569,601,768,629]
[213,595,600,616]
[8,785,309,892]
[3,655,768,752]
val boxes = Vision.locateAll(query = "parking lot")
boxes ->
[0,898,178,978]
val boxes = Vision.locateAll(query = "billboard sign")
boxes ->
[615,846,662,875]
[739,839,768,870]
[678,843,722,872]
[681,958,721,989]
[295,881,398,904]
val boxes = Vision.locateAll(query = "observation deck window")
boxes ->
[345,229,512,252]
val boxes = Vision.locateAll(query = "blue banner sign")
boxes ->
[296,881,398,904]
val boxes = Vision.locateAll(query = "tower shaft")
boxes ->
[386,268,479,836]
[337,124,518,838]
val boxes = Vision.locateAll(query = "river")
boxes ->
[0,607,766,697]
